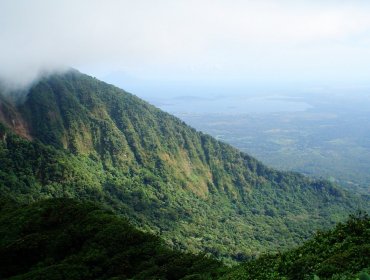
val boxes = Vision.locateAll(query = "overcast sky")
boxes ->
[2,0,370,93]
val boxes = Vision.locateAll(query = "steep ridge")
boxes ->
[0,70,368,262]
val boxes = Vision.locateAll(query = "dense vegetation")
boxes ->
[0,196,368,279]
[0,70,368,262]
[0,197,225,279]
[221,212,370,280]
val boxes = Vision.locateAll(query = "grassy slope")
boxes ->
[0,70,368,262]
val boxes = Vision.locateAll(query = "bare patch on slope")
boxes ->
[0,99,32,140]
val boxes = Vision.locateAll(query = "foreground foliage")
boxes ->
[0,197,368,280]
[0,197,225,279]
[221,212,370,280]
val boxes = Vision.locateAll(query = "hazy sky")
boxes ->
[2,0,370,92]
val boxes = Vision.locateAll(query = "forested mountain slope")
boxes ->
[0,70,368,262]
[0,197,225,279]
[221,212,370,280]
[0,196,368,280]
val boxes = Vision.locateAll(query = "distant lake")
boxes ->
[146,94,312,115]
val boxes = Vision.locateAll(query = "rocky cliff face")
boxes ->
[0,97,31,140]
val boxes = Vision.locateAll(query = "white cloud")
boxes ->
[1,0,370,89]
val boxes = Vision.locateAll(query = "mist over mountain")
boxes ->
[0,67,70,101]
[3,1,370,96]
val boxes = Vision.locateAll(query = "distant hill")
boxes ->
[0,69,368,262]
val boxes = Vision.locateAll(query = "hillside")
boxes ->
[221,212,370,280]
[0,196,368,280]
[0,197,225,279]
[0,70,368,262]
